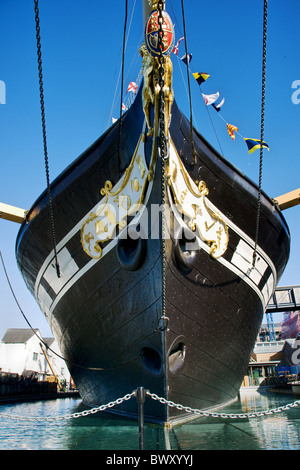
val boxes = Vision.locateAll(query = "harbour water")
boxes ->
[0,390,300,451]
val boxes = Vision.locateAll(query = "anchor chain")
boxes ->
[34,0,60,278]
[253,0,268,267]
[157,0,168,328]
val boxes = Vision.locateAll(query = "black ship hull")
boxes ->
[16,83,290,425]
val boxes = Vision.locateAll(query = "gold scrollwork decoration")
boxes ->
[167,142,229,259]
[80,133,152,259]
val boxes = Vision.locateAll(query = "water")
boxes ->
[0,391,300,450]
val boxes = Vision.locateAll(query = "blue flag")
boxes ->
[244,138,269,154]
[181,53,192,65]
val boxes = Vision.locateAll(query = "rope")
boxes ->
[253,0,268,267]
[106,0,138,129]
[117,0,128,170]
[180,0,197,164]
[33,0,60,278]
[0,250,136,373]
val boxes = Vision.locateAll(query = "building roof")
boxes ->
[254,341,285,355]
[1,328,40,344]
[43,337,55,348]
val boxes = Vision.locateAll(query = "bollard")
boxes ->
[136,387,145,450]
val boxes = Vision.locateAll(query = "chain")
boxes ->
[34,0,60,278]
[253,0,268,267]
[146,391,300,419]
[0,391,136,422]
[157,0,167,159]
[1,389,299,422]
[157,0,168,327]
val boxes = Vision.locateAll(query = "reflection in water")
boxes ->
[240,391,300,450]
[0,391,300,450]
[169,391,300,451]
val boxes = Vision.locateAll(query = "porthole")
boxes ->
[141,347,162,375]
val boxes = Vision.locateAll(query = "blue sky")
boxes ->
[0,0,299,339]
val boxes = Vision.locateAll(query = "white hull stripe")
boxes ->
[171,200,274,309]
[35,163,277,316]
[39,197,275,318]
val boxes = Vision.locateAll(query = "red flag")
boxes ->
[227,123,238,140]
[172,37,184,55]
[127,82,138,94]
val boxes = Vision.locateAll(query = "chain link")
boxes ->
[253,0,268,267]
[34,0,60,278]
[0,391,136,422]
[1,389,299,423]
[157,0,168,330]
[146,390,300,419]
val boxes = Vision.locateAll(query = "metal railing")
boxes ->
[1,387,300,449]
[266,285,300,313]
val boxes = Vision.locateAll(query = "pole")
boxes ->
[39,342,62,390]
[136,387,145,450]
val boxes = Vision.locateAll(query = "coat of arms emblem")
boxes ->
[144,10,174,57]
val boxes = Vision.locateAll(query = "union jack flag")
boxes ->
[172,37,184,55]
[127,82,138,94]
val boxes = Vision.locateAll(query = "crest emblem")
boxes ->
[145,10,175,57]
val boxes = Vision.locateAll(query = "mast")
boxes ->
[142,0,153,27]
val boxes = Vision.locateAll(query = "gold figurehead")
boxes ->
[139,44,173,138]
[140,0,174,138]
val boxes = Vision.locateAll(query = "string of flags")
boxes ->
[173,37,184,55]
[173,37,269,155]
[119,37,270,157]
[127,82,138,94]
[244,138,269,154]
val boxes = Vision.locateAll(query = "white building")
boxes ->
[0,328,71,386]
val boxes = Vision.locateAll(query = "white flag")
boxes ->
[127,82,138,94]
[202,92,219,106]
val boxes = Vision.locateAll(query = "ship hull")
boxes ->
[16,84,290,425]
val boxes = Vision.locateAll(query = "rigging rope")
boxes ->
[106,0,138,129]
[33,0,60,278]
[117,0,128,169]
[180,0,197,164]
[0,250,136,373]
[253,0,268,267]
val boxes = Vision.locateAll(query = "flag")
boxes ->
[227,123,238,140]
[212,97,225,112]
[192,72,210,85]
[173,37,184,55]
[181,53,192,65]
[127,82,138,94]
[122,103,127,111]
[244,138,269,154]
[202,92,219,106]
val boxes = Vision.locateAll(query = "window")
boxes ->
[33,352,38,361]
